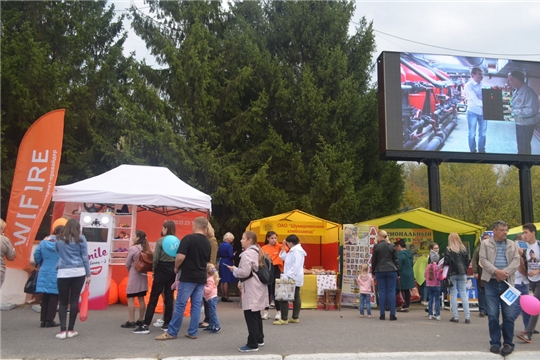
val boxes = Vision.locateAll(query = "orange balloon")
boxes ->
[118,276,128,305]
[52,217,68,231]
[108,278,119,305]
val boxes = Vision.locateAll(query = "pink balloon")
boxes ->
[520,295,540,316]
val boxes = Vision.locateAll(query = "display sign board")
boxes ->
[341,224,377,306]
[259,220,326,236]
[80,212,113,310]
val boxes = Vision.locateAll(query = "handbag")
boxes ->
[396,291,405,308]
[79,283,90,322]
[24,269,38,294]
[444,277,454,288]
[410,284,421,302]
[275,279,296,301]
[134,248,153,273]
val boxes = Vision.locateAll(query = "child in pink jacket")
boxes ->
[424,253,442,320]
[356,264,374,317]
[204,263,221,333]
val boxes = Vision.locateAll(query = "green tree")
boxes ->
[0,1,177,226]
[130,0,403,236]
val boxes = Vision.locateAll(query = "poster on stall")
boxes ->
[386,228,434,262]
[342,224,377,306]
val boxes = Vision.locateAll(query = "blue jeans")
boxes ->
[449,274,470,320]
[513,282,530,330]
[166,281,205,337]
[485,279,515,348]
[375,271,397,316]
[207,296,220,330]
[427,286,440,316]
[467,111,486,152]
[478,285,486,314]
[359,293,371,316]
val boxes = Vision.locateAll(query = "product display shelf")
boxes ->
[110,205,136,265]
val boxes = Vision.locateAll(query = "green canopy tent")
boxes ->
[356,207,485,254]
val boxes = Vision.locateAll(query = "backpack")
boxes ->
[238,248,274,285]
[134,248,154,273]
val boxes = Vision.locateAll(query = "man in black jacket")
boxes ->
[371,230,399,321]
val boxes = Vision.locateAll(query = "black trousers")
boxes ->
[243,310,263,349]
[266,266,282,311]
[57,276,85,331]
[279,286,301,320]
[516,123,536,154]
[40,293,59,322]
[143,261,175,326]
[400,289,411,308]
[203,298,209,323]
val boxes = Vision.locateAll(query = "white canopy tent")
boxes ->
[53,164,212,212]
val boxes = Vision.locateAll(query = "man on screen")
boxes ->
[464,67,486,153]
[507,71,540,155]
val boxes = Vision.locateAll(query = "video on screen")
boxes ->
[378,52,540,161]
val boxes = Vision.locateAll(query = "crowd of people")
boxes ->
[367,221,540,357]
[3,215,540,356]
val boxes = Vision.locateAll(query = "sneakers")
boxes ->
[155,332,176,340]
[262,310,269,320]
[435,316,441,321]
[421,301,428,306]
[269,301,275,308]
[449,318,459,323]
[161,325,169,332]
[428,315,433,320]
[489,345,500,354]
[55,331,67,340]
[288,318,299,323]
[67,330,78,338]
[184,334,197,339]
[121,321,136,328]
[517,333,532,343]
[273,319,289,325]
[153,319,164,327]
[210,327,221,334]
[500,344,513,356]
[258,342,265,347]
[238,345,259,352]
[478,312,486,317]
[274,312,281,320]
[367,315,373,318]
[133,325,150,334]
[465,319,471,324]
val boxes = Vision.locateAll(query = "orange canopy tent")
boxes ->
[246,209,341,271]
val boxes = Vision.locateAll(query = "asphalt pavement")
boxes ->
[1,299,540,359]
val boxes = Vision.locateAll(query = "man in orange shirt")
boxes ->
[261,231,284,320]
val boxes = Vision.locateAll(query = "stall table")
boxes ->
[300,274,337,309]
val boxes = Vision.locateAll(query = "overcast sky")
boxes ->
[113,1,540,72]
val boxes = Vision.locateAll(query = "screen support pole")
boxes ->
[516,163,534,224]
[424,159,442,213]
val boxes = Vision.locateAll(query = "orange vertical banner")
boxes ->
[5,109,65,270]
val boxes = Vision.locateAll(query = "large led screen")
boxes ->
[378,52,540,164]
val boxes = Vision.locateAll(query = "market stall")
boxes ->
[52,164,212,310]
[354,208,485,309]
[247,209,342,308]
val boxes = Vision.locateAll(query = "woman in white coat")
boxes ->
[273,234,307,325]
[228,231,268,353]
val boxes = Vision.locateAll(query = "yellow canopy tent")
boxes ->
[356,207,485,253]
[247,209,341,271]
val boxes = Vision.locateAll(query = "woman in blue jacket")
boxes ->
[35,225,63,328]
[55,218,91,339]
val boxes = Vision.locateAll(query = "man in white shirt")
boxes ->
[517,223,540,343]
[464,67,486,153]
